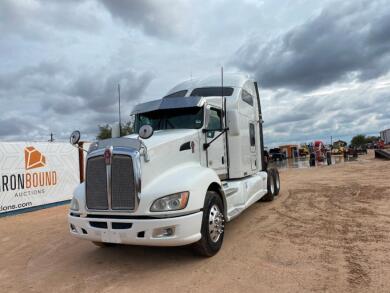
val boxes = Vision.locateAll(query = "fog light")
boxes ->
[153,226,176,238]
[70,224,77,232]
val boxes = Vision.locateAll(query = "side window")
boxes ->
[249,123,256,147]
[241,89,254,106]
[207,108,222,138]
[208,108,222,130]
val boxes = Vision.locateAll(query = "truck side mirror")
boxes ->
[70,130,81,145]
[227,110,240,136]
[139,125,154,139]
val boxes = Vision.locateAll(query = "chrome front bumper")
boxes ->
[68,212,203,247]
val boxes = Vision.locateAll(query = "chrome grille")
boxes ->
[86,153,136,211]
[86,156,108,210]
[111,155,136,210]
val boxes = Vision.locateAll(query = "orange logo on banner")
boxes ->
[24,147,46,170]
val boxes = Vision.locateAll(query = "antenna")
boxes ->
[118,83,122,135]
[221,66,226,129]
[48,132,55,142]
[221,66,224,124]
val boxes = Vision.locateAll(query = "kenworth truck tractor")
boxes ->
[68,73,280,257]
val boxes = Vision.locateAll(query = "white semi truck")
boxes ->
[68,73,280,256]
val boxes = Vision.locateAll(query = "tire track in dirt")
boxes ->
[1,154,390,293]
[262,179,390,291]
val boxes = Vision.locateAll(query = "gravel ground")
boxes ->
[1,151,389,293]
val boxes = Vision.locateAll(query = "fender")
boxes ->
[139,162,223,217]
[72,182,86,213]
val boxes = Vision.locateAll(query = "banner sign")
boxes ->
[0,142,80,214]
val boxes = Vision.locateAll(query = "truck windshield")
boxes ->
[134,107,203,131]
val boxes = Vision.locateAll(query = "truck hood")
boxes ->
[126,129,199,150]
[126,129,201,188]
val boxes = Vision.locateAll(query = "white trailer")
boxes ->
[380,128,390,145]
[68,73,280,256]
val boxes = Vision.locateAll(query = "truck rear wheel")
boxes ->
[193,191,225,257]
[260,170,275,202]
[272,168,280,196]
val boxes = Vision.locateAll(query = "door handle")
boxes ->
[222,156,225,164]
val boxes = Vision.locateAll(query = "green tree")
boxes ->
[350,134,366,147]
[97,124,112,140]
[365,136,379,143]
[121,121,133,136]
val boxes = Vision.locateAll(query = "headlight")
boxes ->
[150,192,189,212]
[70,197,80,211]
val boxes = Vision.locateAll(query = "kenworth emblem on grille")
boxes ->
[104,147,112,165]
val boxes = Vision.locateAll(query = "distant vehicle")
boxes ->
[345,147,359,158]
[376,140,385,149]
[313,140,326,161]
[269,148,286,161]
[355,146,368,155]
[367,139,384,149]
[332,146,345,155]
[332,140,347,155]
[299,144,310,157]
[359,147,368,154]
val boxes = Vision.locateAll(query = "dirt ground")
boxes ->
[1,152,389,293]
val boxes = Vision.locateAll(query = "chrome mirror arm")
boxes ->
[139,140,150,162]
[71,144,88,153]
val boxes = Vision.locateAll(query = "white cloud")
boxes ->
[0,0,389,145]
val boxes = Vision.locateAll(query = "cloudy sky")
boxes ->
[0,0,389,146]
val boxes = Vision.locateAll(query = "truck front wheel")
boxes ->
[193,191,225,257]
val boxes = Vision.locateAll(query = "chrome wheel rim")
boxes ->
[276,174,280,189]
[208,204,224,243]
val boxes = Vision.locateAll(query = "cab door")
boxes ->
[205,107,228,179]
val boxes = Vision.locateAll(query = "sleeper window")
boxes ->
[241,89,254,106]
[249,123,256,146]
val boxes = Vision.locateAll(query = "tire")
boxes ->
[260,170,275,202]
[309,153,316,167]
[271,168,280,196]
[92,241,116,248]
[193,191,225,257]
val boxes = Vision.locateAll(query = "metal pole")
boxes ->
[221,66,224,128]
[254,82,266,171]
[221,67,230,178]
[118,83,121,135]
